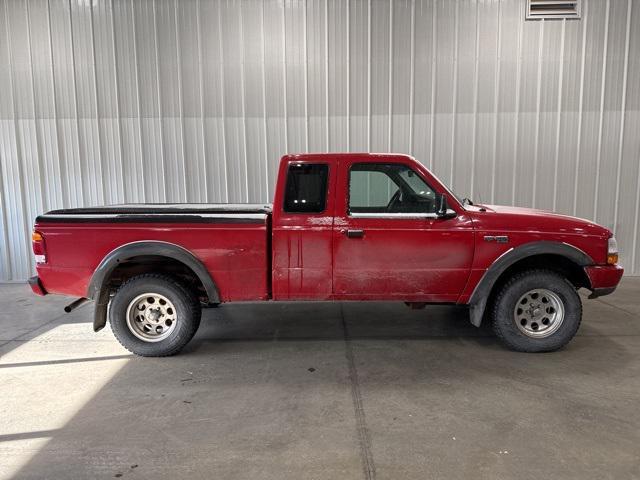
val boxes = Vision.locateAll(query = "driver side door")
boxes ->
[331,159,474,302]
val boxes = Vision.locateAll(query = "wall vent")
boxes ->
[526,0,581,20]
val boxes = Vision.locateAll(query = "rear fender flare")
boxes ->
[468,241,593,327]
[88,241,220,331]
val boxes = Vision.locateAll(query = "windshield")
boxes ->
[398,168,435,200]
[411,158,467,206]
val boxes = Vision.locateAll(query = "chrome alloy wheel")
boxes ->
[126,293,177,342]
[513,288,565,338]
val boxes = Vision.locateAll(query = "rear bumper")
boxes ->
[28,276,47,296]
[584,264,624,298]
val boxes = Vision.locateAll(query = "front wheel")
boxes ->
[491,269,582,352]
[109,274,201,357]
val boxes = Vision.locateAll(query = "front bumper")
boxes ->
[28,276,47,296]
[584,264,624,298]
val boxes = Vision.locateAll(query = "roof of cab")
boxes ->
[282,152,415,163]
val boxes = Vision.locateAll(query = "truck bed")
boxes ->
[34,203,272,302]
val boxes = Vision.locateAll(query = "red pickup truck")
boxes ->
[29,153,623,356]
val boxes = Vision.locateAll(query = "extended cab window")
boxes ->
[284,163,329,213]
[349,163,436,215]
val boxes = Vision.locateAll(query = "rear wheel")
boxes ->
[491,269,582,352]
[109,274,201,357]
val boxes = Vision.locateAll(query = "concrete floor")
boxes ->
[1,280,639,480]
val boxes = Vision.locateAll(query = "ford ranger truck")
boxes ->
[29,153,623,356]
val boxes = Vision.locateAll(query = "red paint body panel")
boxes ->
[584,265,624,290]
[271,155,336,300]
[33,153,623,307]
[35,222,269,301]
[457,204,614,303]
[330,155,474,301]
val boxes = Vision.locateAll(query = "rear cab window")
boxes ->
[283,163,329,214]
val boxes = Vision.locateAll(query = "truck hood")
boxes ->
[467,204,611,237]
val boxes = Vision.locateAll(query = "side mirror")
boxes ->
[435,194,457,219]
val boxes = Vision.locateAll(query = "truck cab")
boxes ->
[271,154,473,303]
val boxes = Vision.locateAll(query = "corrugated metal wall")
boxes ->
[1,0,639,281]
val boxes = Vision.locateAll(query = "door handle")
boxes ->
[344,229,365,238]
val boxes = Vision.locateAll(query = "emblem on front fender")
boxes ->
[484,235,509,243]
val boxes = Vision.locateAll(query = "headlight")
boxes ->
[607,236,618,265]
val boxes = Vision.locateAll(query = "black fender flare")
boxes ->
[468,241,594,327]
[88,241,220,331]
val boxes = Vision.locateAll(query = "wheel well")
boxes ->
[104,256,209,303]
[499,254,590,289]
[484,254,590,321]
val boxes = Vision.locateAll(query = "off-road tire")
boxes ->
[491,269,582,353]
[109,274,201,357]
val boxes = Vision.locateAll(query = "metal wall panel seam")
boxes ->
[325,0,329,151]
[130,1,147,202]
[408,0,415,156]
[632,135,640,272]
[367,0,371,151]
[531,19,544,208]
[449,0,459,186]
[88,0,106,205]
[0,150,10,279]
[629,16,640,271]
[490,0,503,204]
[429,0,436,171]
[388,0,393,152]
[174,0,188,202]
[67,0,86,206]
[46,0,67,208]
[25,1,47,214]
[196,0,208,203]
[109,0,126,203]
[152,0,167,202]
[511,0,525,205]
[470,0,480,200]
[612,0,633,234]
[592,0,610,223]
[552,19,566,212]
[4,0,29,278]
[261,0,270,198]
[0,0,13,278]
[218,0,230,202]
[239,2,249,202]
[303,0,309,152]
[346,0,350,150]
[281,0,288,153]
[22,0,42,248]
[572,0,588,216]
[0,37,10,278]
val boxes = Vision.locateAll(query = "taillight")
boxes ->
[32,231,47,264]
[607,236,618,265]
